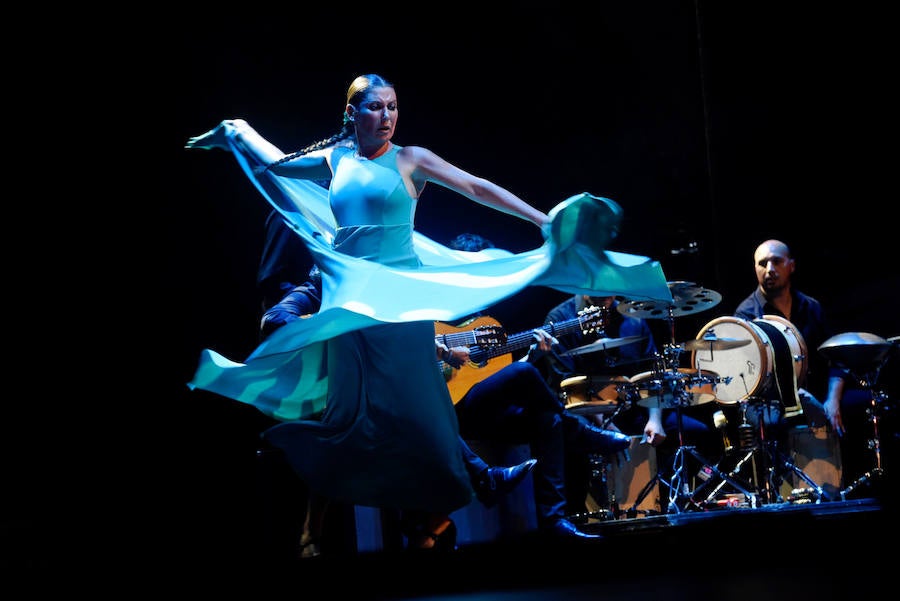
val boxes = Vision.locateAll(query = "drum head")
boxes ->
[692,317,769,404]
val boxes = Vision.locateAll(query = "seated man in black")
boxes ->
[439,234,632,531]
[526,292,720,513]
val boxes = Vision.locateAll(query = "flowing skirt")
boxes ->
[186,120,674,513]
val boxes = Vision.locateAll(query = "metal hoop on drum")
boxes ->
[559,374,632,417]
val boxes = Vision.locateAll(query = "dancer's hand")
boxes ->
[185,119,247,150]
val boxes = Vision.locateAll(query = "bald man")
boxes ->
[734,239,883,500]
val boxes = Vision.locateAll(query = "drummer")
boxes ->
[734,239,894,500]
[526,294,719,514]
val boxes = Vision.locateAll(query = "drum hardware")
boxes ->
[693,398,831,507]
[630,412,756,514]
[567,508,615,524]
[630,364,722,410]
[630,344,722,410]
[713,410,733,455]
[625,370,742,513]
[562,335,646,357]
[586,453,615,522]
[652,313,831,508]
[617,284,733,514]
[566,451,626,524]
[818,332,897,499]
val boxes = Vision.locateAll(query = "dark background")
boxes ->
[166,3,896,357]
[11,2,897,570]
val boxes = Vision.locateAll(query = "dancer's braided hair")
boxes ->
[262,74,393,173]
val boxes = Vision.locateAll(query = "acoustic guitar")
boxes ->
[435,305,608,404]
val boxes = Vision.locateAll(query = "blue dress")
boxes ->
[188,121,673,514]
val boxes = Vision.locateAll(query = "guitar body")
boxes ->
[435,317,512,404]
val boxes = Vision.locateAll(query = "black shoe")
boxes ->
[475,458,538,507]
[548,517,604,540]
[563,412,631,455]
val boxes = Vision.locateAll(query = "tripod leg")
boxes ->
[626,472,662,518]
[694,449,758,506]
[839,388,888,499]
[664,446,691,513]
[684,447,757,506]
[775,447,831,502]
[840,468,884,500]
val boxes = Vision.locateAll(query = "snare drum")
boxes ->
[630,368,718,409]
[559,374,631,415]
[691,316,807,413]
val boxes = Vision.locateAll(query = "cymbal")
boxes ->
[617,281,722,319]
[680,335,752,352]
[818,332,893,370]
[562,336,646,356]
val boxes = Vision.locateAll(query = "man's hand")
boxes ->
[824,397,844,436]
[437,341,469,369]
[641,408,667,447]
[531,329,558,352]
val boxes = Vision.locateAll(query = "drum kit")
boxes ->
[557,280,898,516]
[559,281,734,420]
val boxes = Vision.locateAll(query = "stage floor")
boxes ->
[294,496,893,600]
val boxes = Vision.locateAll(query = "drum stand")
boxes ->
[693,398,830,506]
[838,366,889,500]
[626,306,754,514]
[667,398,759,512]
[819,332,896,500]
[625,358,752,514]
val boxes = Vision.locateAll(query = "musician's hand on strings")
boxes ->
[532,329,558,352]
[437,341,469,369]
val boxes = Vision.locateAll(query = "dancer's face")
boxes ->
[349,86,397,151]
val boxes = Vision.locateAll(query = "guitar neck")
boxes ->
[468,318,595,363]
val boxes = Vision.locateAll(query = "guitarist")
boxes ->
[442,234,633,538]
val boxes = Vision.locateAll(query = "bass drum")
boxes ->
[691,316,807,414]
[754,315,808,416]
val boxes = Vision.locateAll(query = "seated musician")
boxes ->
[525,292,719,513]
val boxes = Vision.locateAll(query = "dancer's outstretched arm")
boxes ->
[185,119,284,168]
